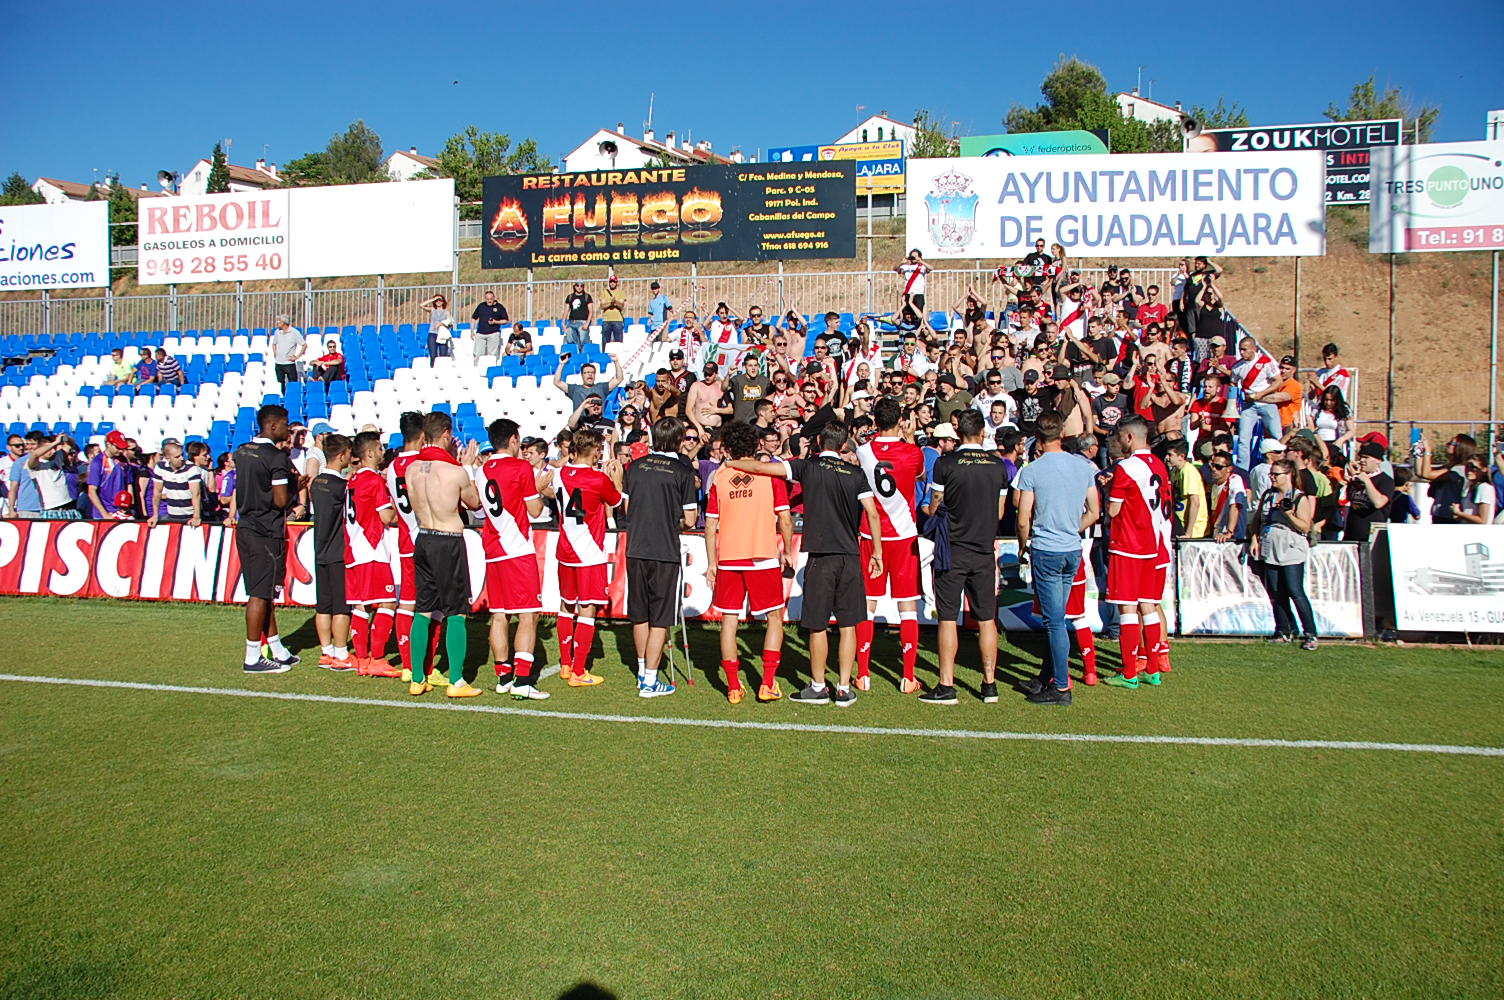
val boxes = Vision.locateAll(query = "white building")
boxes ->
[1115,91,1186,126]
[32,176,165,204]
[386,146,438,181]
[178,158,280,196]
[833,113,917,148]
[562,124,739,174]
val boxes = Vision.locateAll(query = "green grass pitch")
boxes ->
[1,596,1500,999]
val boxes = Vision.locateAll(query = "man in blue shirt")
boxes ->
[647,281,673,329]
[132,348,157,385]
[1013,411,1100,705]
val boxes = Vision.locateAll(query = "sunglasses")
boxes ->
[1211,463,1231,470]
[685,437,701,444]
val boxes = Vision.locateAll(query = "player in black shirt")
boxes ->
[727,421,882,707]
[309,434,354,669]
[621,417,700,698]
[921,409,1010,705]
[233,404,301,673]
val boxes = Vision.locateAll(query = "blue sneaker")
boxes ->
[262,645,300,667]
[243,657,291,674]
[638,678,676,699]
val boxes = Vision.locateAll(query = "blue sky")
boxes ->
[7,0,1502,189]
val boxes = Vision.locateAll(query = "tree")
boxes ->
[432,125,551,218]
[105,179,137,248]
[909,110,957,158]
[0,172,43,205]
[279,151,330,187]
[206,143,231,193]
[1325,76,1439,142]
[1190,98,1249,130]
[324,120,384,185]
[1004,55,1182,153]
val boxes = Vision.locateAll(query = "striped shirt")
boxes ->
[155,354,184,383]
[153,462,200,520]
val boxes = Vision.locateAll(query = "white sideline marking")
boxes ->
[4,674,1502,758]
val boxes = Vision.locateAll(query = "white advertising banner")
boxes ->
[137,179,453,284]
[1386,524,1504,632]
[1368,140,1504,252]
[1175,541,1363,637]
[0,201,109,289]
[139,190,291,283]
[906,151,1327,259]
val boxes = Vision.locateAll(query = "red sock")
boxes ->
[1119,616,1141,679]
[1075,626,1097,675]
[722,659,741,691]
[761,649,781,688]
[899,614,919,681]
[1143,615,1164,675]
[396,609,413,674]
[513,652,534,685]
[370,608,394,659]
[495,660,512,678]
[351,609,370,659]
[570,618,595,676]
[558,612,575,672]
[856,619,874,677]
[423,625,440,675]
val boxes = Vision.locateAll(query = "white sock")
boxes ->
[321,644,333,656]
[636,657,647,678]
[266,634,291,658]
[334,646,347,659]
[836,685,850,696]
[810,681,827,693]
[643,667,657,687]
[244,640,261,665]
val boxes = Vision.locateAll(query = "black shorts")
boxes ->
[909,292,926,311]
[627,558,680,629]
[315,561,350,616]
[800,553,866,630]
[237,530,286,601]
[414,530,471,618]
[935,546,998,623]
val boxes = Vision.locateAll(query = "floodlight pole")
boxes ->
[1490,250,1499,440]
[1385,253,1396,444]
[1292,257,1301,367]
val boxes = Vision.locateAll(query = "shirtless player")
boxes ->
[404,411,484,698]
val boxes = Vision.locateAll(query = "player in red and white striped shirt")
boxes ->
[478,418,551,700]
[344,431,400,678]
[1103,416,1174,689]
[552,428,622,687]
[854,397,927,693]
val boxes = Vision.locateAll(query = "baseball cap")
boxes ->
[1210,335,1227,346]
[669,348,685,359]
[311,421,335,435]
[931,423,959,440]
[703,361,719,375]
[1280,355,1297,367]
[608,275,619,284]
[1358,431,1391,450]
[1260,439,1287,454]
[938,374,958,387]
[851,390,873,401]
[650,280,661,289]
[1359,441,1387,460]
[1023,369,1040,384]
[1050,363,1071,380]
[105,430,128,450]
[1101,372,1122,385]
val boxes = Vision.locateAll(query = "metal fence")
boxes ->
[5,266,1178,337]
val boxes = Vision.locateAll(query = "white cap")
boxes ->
[1260,439,1287,454]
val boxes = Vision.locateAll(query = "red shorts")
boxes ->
[397,552,416,603]
[859,536,922,602]
[1107,553,1169,606]
[346,561,396,605]
[486,553,543,614]
[1033,557,1088,620]
[711,565,785,617]
[558,563,608,606]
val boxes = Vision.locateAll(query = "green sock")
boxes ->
[409,614,432,680]
[445,615,467,686]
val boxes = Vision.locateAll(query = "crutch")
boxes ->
[678,547,694,686]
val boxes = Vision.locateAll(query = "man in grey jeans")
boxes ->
[271,316,305,388]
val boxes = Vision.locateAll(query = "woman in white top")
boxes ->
[422,294,453,360]
[1455,458,1498,524]
[1312,385,1354,464]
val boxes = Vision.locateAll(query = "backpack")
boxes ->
[1428,470,1466,524]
